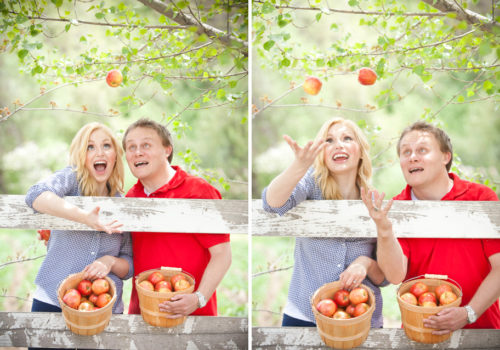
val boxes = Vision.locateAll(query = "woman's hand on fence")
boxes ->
[283,134,326,172]
[85,206,123,234]
[422,306,468,335]
[360,187,393,234]
[158,293,198,318]
[339,263,367,290]
[82,257,113,280]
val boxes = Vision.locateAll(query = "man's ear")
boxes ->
[443,151,452,165]
[165,145,173,159]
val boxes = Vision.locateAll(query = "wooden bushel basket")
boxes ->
[135,267,195,328]
[397,274,462,344]
[57,271,116,336]
[311,281,376,349]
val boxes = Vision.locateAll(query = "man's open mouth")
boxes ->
[134,161,148,168]
[409,167,423,173]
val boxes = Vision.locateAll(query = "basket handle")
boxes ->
[401,274,463,295]
[161,266,182,271]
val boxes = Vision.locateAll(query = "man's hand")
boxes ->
[158,293,199,318]
[422,306,468,335]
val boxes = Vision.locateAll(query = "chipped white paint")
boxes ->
[448,330,461,348]
[186,340,200,350]
[0,195,248,234]
[183,315,195,333]
[252,199,500,238]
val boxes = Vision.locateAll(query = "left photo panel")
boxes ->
[0,1,248,349]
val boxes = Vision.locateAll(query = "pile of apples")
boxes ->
[400,281,458,307]
[316,287,370,319]
[138,271,191,293]
[63,278,112,311]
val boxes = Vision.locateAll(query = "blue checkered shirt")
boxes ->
[25,166,133,313]
[262,167,385,327]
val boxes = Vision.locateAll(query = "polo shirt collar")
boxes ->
[401,172,466,200]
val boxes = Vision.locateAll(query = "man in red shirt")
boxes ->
[122,118,231,317]
[361,121,500,333]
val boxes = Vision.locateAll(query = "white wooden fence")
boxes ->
[0,195,248,349]
[252,199,500,349]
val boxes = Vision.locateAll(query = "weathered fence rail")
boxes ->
[252,199,500,238]
[0,312,248,349]
[252,327,500,350]
[0,195,248,234]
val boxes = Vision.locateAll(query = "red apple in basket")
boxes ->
[96,293,112,308]
[174,278,191,291]
[139,280,154,291]
[333,290,350,308]
[333,310,351,319]
[89,293,99,305]
[77,279,92,297]
[170,273,187,286]
[400,292,418,306]
[418,292,437,306]
[155,280,172,293]
[316,299,337,317]
[349,287,368,305]
[345,304,356,316]
[421,301,437,308]
[63,289,81,309]
[148,271,165,285]
[353,302,370,317]
[439,291,458,305]
[410,282,428,298]
[78,301,95,311]
[92,278,109,295]
[435,284,452,300]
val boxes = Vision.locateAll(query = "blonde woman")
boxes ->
[262,117,386,327]
[25,122,133,318]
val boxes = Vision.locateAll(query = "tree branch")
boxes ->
[6,11,188,30]
[421,0,498,32]
[136,0,247,54]
[0,255,45,270]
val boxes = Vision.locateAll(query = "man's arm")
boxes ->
[159,242,232,317]
[423,252,500,334]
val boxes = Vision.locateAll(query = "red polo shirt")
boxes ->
[395,173,500,328]
[126,166,230,316]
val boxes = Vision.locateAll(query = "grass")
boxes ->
[251,236,402,327]
[0,229,247,317]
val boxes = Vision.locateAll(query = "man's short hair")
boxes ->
[397,121,453,171]
[122,118,174,163]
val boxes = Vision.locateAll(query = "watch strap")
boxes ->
[195,291,207,308]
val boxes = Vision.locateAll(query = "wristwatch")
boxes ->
[464,305,477,324]
[195,291,207,308]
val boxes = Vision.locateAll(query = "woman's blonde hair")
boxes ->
[69,122,124,197]
[313,117,372,199]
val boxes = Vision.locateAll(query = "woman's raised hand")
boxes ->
[360,187,393,233]
[283,134,326,171]
[85,206,123,234]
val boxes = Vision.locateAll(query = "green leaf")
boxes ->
[95,12,105,19]
[348,0,359,6]
[279,57,290,67]
[478,41,492,57]
[17,49,28,60]
[261,2,275,14]
[31,65,43,75]
[413,65,425,76]
[80,36,87,42]
[216,89,226,100]
[66,66,74,74]
[483,80,494,94]
[15,14,28,24]
[65,24,71,32]
[263,40,275,51]
[50,0,63,7]
[457,95,465,103]
[315,13,322,22]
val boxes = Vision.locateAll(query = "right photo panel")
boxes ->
[252,1,499,349]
